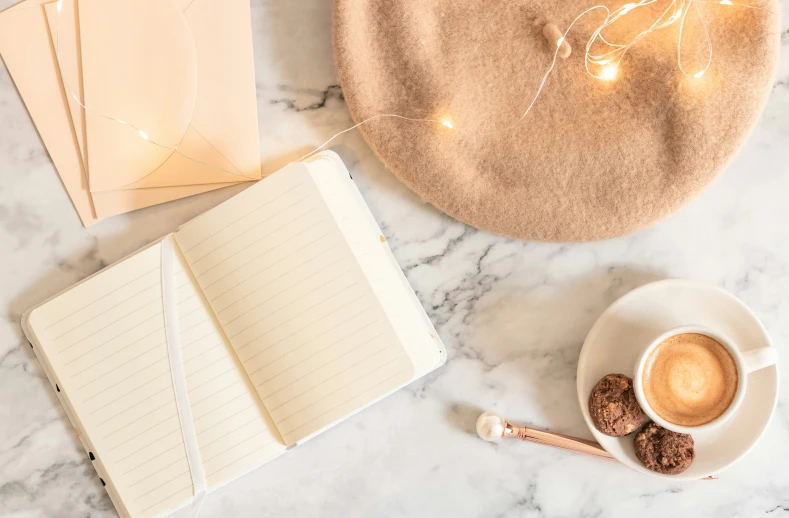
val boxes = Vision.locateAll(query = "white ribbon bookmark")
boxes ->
[161,235,206,516]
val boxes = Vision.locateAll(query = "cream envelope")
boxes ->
[44,0,88,183]
[41,0,244,221]
[77,0,262,192]
[0,0,240,226]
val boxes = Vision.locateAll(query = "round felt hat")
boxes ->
[333,0,779,242]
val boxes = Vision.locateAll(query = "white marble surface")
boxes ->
[1,0,789,516]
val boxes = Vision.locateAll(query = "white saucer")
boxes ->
[577,279,779,481]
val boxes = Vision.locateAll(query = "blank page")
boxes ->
[174,163,415,444]
[307,153,445,378]
[27,244,192,518]
[172,243,285,486]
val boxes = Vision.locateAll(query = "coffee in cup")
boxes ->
[634,325,778,434]
[641,333,738,427]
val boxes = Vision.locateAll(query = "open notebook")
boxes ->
[21,152,446,518]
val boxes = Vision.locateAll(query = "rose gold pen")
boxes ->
[476,412,716,480]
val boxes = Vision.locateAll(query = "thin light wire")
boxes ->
[678,2,712,77]
[296,114,443,162]
[476,4,608,137]
[584,0,704,78]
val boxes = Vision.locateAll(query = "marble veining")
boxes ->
[1,0,788,516]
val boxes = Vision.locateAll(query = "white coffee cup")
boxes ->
[633,325,778,434]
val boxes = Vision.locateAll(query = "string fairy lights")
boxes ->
[54,0,774,171]
[583,0,717,81]
[299,0,773,157]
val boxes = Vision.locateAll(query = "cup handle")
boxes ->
[742,347,779,374]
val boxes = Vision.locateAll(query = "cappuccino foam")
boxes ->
[643,333,738,427]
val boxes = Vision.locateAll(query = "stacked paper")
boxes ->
[0,0,261,226]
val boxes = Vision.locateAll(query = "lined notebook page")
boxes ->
[27,244,191,518]
[172,244,284,485]
[308,155,444,378]
[174,163,414,444]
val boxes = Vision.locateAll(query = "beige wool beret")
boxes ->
[333,0,779,242]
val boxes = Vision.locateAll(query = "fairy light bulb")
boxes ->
[621,3,637,12]
[56,0,62,12]
[601,65,618,81]
[671,8,683,21]
[720,0,733,4]
[138,129,149,140]
[441,119,454,129]
[557,36,565,48]
[694,70,705,78]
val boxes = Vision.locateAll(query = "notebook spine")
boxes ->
[25,338,124,515]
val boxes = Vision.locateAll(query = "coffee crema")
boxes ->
[642,333,738,427]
